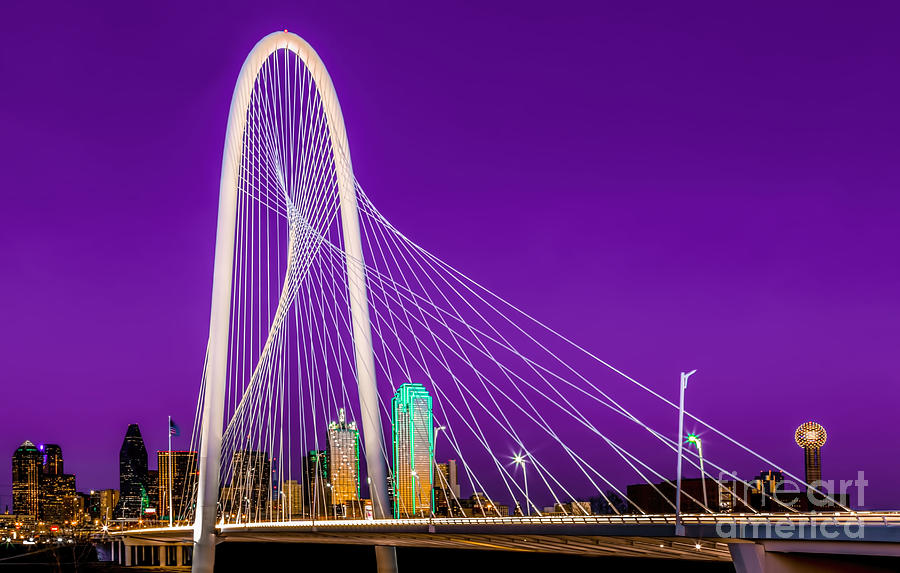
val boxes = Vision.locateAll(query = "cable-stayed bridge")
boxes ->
[108,31,900,573]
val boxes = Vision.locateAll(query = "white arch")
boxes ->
[192,31,394,573]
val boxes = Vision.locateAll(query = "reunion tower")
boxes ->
[795,421,827,488]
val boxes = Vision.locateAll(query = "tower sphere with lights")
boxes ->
[794,421,826,489]
[795,421,827,449]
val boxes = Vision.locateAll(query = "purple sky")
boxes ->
[2,1,898,510]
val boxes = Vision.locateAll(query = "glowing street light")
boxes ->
[686,434,708,510]
[512,453,530,516]
[675,369,697,536]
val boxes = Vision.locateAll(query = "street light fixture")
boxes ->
[512,453,530,516]
[675,369,696,536]
[686,434,708,511]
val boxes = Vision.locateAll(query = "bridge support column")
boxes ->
[124,543,132,567]
[730,542,766,573]
[729,541,900,573]
[177,545,184,566]
[375,546,398,573]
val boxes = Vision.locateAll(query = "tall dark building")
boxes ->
[230,450,271,521]
[12,441,42,517]
[147,469,159,516]
[115,424,150,519]
[39,444,78,523]
[43,444,63,475]
[302,450,330,517]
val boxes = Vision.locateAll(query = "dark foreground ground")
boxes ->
[0,542,734,572]
[4,542,900,572]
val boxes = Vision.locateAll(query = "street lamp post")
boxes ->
[675,369,697,536]
[432,425,447,520]
[687,434,708,511]
[411,470,424,518]
[512,453,529,516]
[326,483,334,520]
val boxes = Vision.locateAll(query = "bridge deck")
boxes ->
[108,512,900,562]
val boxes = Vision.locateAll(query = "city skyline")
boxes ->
[2,0,899,513]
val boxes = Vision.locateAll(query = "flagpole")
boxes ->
[168,415,174,528]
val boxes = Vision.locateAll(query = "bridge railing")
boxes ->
[210,511,900,529]
[114,511,900,536]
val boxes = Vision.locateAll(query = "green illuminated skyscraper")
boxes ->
[391,383,434,517]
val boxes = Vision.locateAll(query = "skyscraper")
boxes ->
[12,441,42,517]
[391,383,434,518]
[302,450,330,518]
[230,450,271,522]
[327,408,360,515]
[43,444,63,475]
[158,451,198,522]
[794,421,827,489]
[115,424,150,519]
[39,444,77,523]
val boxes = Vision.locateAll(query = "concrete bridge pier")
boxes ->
[730,540,900,572]
[730,543,767,572]
[103,539,192,568]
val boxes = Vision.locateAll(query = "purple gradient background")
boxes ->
[2,1,898,509]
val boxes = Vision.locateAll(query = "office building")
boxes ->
[147,469,159,517]
[282,480,303,519]
[230,450,271,521]
[626,478,754,514]
[12,440,42,517]
[41,473,77,524]
[39,443,74,523]
[158,451,198,522]
[327,408,360,515]
[87,489,120,522]
[434,459,461,516]
[43,444,63,475]
[459,492,508,517]
[391,383,434,517]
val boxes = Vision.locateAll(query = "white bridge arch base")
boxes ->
[192,30,396,573]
